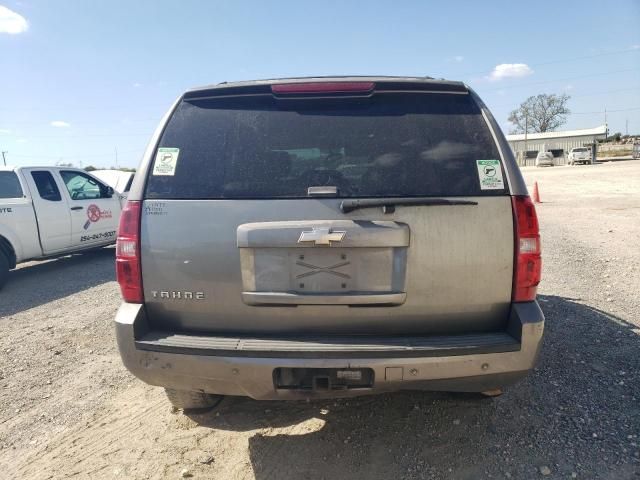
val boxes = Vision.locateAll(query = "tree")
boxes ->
[84,165,97,172]
[508,93,571,134]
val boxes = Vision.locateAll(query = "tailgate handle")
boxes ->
[242,291,406,306]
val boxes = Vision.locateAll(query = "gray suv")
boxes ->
[115,77,544,409]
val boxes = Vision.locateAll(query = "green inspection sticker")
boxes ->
[476,159,504,190]
[153,148,180,176]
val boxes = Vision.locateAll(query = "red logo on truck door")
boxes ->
[83,204,112,230]
[87,204,101,222]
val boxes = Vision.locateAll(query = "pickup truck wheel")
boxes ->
[0,252,9,290]
[164,388,223,410]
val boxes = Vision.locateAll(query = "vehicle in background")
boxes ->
[536,151,554,167]
[567,147,592,165]
[114,77,544,410]
[91,169,134,206]
[633,143,640,160]
[0,166,122,289]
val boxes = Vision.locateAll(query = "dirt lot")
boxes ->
[1,161,639,479]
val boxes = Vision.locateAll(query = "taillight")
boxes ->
[512,196,541,302]
[116,201,143,303]
[271,82,375,95]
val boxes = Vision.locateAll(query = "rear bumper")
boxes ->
[115,302,544,400]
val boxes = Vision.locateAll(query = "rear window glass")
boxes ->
[146,92,505,199]
[0,172,23,199]
[573,148,588,152]
[31,171,62,202]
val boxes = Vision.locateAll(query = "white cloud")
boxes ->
[487,63,533,81]
[0,128,11,134]
[16,138,27,143]
[0,6,28,34]
[565,84,574,91]
[631,44,640,50]
[50,120,70,128]
[133,82,142,88]
[453,55,464,62]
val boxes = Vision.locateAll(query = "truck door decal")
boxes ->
[83,204,113,230]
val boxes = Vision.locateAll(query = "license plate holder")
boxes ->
[274,368,374,390]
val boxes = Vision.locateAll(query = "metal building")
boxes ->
[506,125,607,166]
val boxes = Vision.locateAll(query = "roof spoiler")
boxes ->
[183,78,468,101]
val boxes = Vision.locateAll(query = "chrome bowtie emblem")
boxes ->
[298,227,346,246]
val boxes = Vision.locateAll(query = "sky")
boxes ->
[1,0,639,168]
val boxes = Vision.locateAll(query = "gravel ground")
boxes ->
[0,161,638,479]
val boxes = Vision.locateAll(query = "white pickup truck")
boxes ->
[0,166,122,289]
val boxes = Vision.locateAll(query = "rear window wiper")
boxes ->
[340,197,478,214]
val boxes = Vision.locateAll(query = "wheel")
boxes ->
[0,251,9,291]
[164,388,223,410]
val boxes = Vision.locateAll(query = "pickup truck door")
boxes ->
[21,169,72,253]
[56,170,120,247]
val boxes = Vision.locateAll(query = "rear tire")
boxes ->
[0,252,9,291]
[164,388,223,410]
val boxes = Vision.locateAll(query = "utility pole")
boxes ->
[604,108,608,141]
[523,114,529,166]
[1,151,7,166]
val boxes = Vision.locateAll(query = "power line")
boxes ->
[572,106,640,115]
[0,47,636,114]
[460,46,640,79]
[572,86,640,98]
[484,86,640,110]
[479,68,639,93]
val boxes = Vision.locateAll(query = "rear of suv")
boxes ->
[115,77,544,409]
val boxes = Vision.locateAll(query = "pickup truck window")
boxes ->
[59,171,107,200]
[0,172,23,199]
[31,171,62,202]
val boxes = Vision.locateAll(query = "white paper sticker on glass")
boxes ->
[153,148,180,176]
